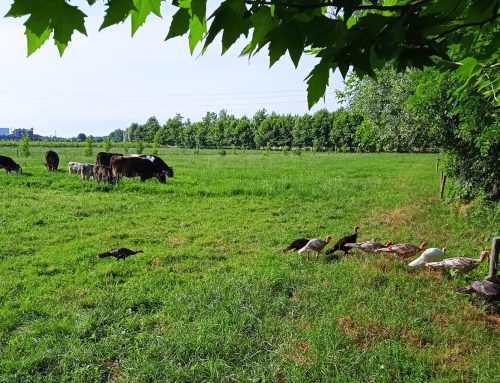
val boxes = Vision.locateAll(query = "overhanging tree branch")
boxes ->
[437,13,500,38]
[244,0,432,12]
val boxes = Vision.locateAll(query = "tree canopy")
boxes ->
[5,0,499,107]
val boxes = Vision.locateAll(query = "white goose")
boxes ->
[408,247,446,267]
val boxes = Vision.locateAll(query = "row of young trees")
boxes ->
[117,108,436,153]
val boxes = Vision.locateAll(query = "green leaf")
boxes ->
[26,26,51,56]
[455,57,478,80]
[100,0,136,31]
[246,7,275,55]
[166,7,190,40]
[5,0,35,17]
[131,0,162,36]
[204,0,249,54]
[306,61,330,108]
[50,0,87,56]
[188,16,205,53]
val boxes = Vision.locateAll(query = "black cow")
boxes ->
[111,156,167,184]
[44,151,59,172]
[0,155,22,174]
[137,154,174,178]
[96,152,124,167]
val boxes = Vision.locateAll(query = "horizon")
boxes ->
[0,2,343,139]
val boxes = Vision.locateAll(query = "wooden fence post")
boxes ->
[488,237,500,278]
[440,173,447,199]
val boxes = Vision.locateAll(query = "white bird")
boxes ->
[408,247,446,267]
[426,251,489,274]
[298,235,332,259]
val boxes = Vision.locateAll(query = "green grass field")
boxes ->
[1,146,499,382]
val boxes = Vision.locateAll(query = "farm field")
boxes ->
[0,146,499,382]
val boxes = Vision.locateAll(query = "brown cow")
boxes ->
[44,150,59,172]
[93,164,113,182]
[111,156,166,184]
[96,152,124,167]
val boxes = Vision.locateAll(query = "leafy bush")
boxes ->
[282,145,289,155]
[103,137,112,152]
[136,141,144,154]
[84,137,93,157]
[18,133,30,157]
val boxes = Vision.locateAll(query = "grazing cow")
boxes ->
[130,154,174,178]
[93,164,113,182]
[80,164,94,180]
[44,150,59,172]
[96,152,124,167]
[0,155,22,174]
[68,162,83,174]
[111,156,167,184]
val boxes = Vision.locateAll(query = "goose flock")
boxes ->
[283,226,497,302]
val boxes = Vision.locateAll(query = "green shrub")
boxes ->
[84,137,94,157]
[18,133,30,157]
[136,141,144,154]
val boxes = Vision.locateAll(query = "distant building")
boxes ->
[12,128,34,139]
[0,128,9,136]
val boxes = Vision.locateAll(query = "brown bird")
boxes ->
[455,274,500,302]
[283,237,310,252]
[345,240,393,253]
[426,250,489,274]
[374,242,427,259]
[325,225,360,255]
[97,248,144,260]
[298,235,333,259]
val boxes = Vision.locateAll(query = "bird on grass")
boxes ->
[298,235,332,259]
[408,247,446,267]
[374,242,428,259]
[425,250,489,274]
[97,248,144,261]
[325,225,360,256]
[283,237,310,253]
[455,274,500,302]
[344,240,392,253]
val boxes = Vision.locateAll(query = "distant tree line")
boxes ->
[113,108,438,153]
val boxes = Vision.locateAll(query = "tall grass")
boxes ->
[0,147,498,382]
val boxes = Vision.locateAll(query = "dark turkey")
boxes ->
[97,248,144,260]
[325,225,359,255]
[283,237,310,252]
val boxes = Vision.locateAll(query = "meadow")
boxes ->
[0,146,499,382]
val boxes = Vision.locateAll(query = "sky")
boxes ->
[0,2,344,138]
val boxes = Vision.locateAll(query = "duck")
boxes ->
[344,240,392,253]
[425,250,489,274]
[455,274,500,302]
[325,225,359,255]
[298,235,332,259]
[408,247,446,267]
[97,248,144,260]
[374,242,428,259]
[283,237,310,253]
